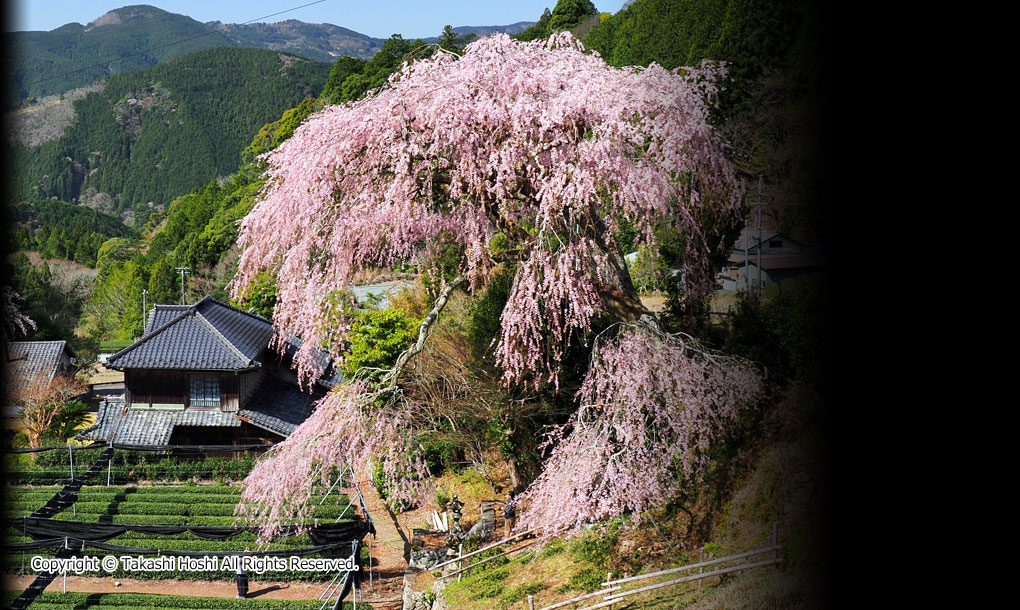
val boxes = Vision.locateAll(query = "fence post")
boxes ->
[458,543,464,582]
[369,535,373,588]
[108,450,113,486]
[68,445,74,482]
[606,572,612,609]
[63,538,68,593]
[527,594,535,610]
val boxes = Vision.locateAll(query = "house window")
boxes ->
[189,374,220,407]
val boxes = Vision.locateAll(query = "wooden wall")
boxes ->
[125,369,242,411]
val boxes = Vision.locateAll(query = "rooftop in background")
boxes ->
[3,340,76,401]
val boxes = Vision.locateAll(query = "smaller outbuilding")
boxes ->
[2,340,77,415]
[718,227,824,292]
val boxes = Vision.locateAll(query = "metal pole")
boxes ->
[69,445,76,516]
[368,535,373,588]
[458,542,463,582]
[175,267,190,304]
[756,176,763,296]
[142,288,148,331]
[743,178,749,292]
[108,451,113,486]
[63,538,68,593]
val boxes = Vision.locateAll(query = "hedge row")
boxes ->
[5,486,351,522]
[4,530,317,546]
[3,535,316,551]
[5,453,263,484]
[6,485,243,496]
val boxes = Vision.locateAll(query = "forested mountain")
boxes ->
[78,31,472,344]
[9,46,331,228]
[209,19,536,63]
[6,5,237,102]
[8,3,535,103]
[205,19,387,63]
[421,22,534,42]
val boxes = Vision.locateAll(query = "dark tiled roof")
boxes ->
[144,305,188,335]
[3,340,75,399]
[109,297,273,371]
[280,334,345,389]
[79,399,241,445]
[236,375,323,437]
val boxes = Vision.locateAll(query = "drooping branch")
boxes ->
[377,275,464,395]
[518,324,763,536]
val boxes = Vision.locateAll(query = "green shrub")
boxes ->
[340,308,420,379]
[504,582,547,603]
[566,568,605,593]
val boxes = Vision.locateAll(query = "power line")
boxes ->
[22,0,329,89]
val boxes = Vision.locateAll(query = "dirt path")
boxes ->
[354,476,409,610]
[4,481,408,609]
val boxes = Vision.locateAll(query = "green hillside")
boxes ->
[7,199,137,267]
[6,4,238,102]
[9,46,331,228]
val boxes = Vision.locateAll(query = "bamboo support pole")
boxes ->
[589,558,782,608]
[440,539,537,579]
[431,529,534,569]
[601,544,782,587]
[535,586,623,610]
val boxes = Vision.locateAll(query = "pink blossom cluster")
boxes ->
[518,325,762,536]
[231,32,740,386]
[235,382,429,543]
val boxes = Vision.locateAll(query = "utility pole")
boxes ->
[142,288,148,331]
[175,267,190,305]
[747,176,767,296]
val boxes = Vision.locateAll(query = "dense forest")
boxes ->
[9,46,331,228]
[79,29,473,344]
[6,199,136,267]
[6,4,236,101]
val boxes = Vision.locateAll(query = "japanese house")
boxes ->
[80,296,341,446]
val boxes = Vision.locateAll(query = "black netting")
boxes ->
[29,448,114,518]
[2,442,277,454]
[7,547,72,610]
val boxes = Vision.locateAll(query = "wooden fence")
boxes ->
[524,522,782,610]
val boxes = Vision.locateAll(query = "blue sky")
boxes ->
[9,1,628,38]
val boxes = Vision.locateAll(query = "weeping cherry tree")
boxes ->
[231,33,761,540]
